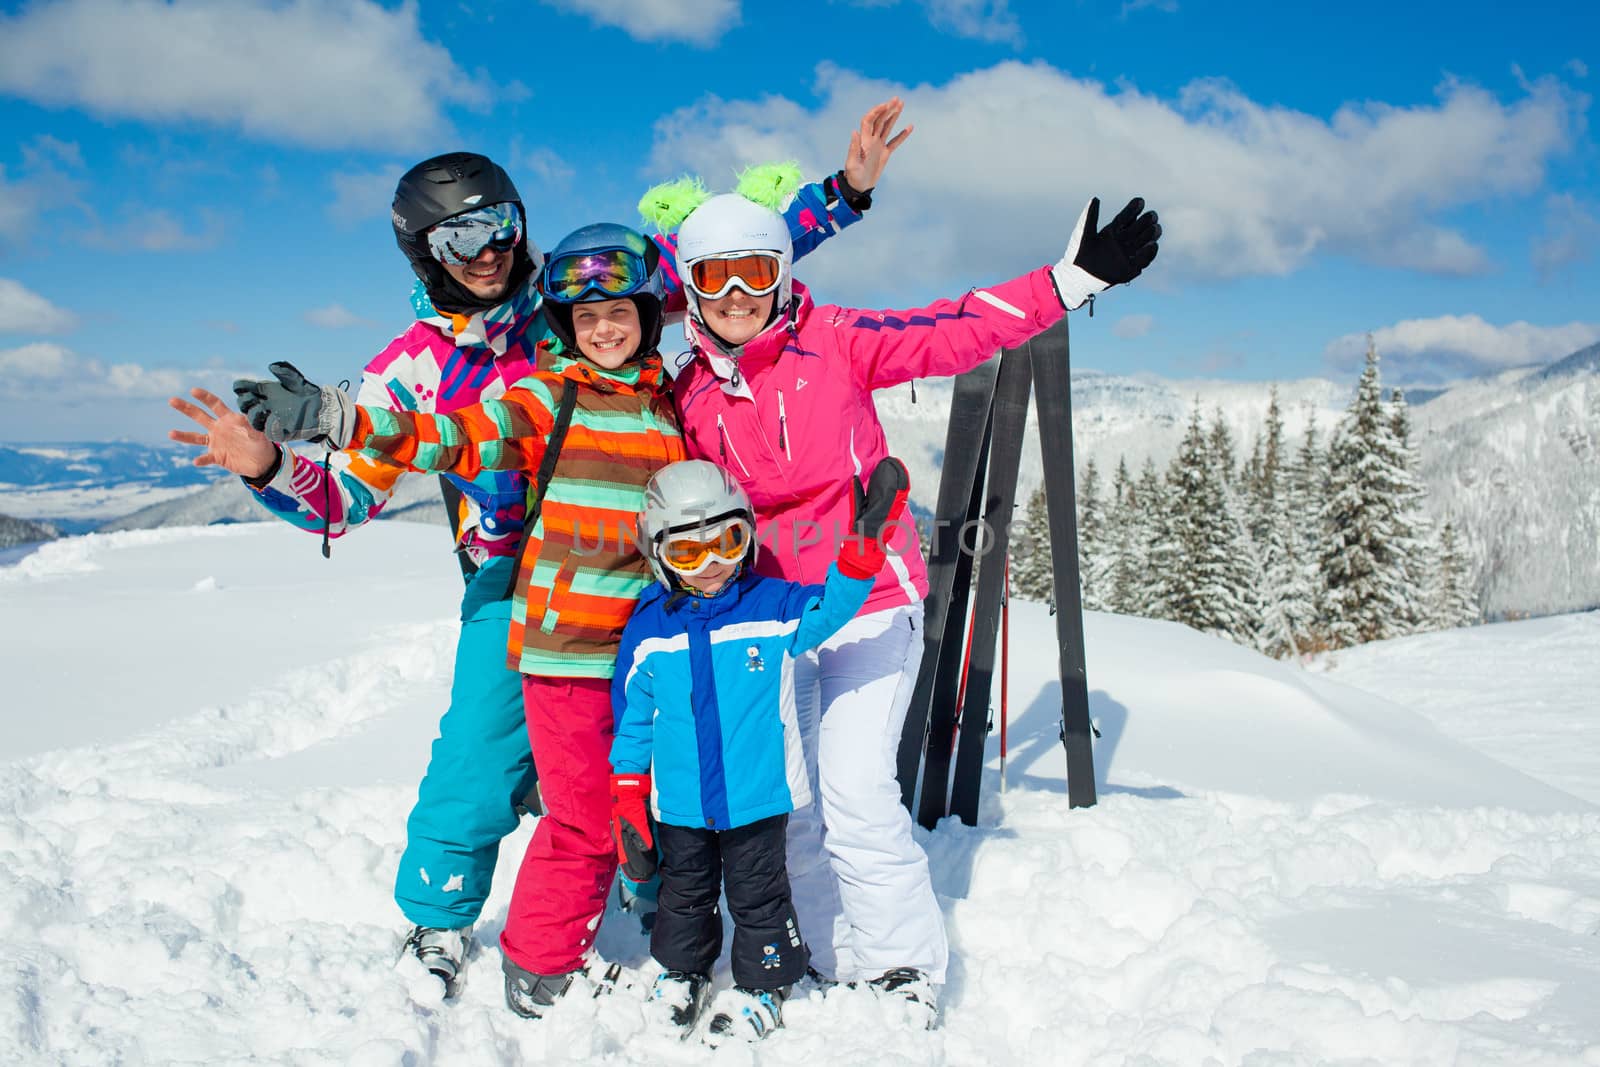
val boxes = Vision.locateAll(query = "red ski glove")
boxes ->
[837,457,911,580]
[609,773,658,882]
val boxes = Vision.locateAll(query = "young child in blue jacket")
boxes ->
[608,457,909,1042]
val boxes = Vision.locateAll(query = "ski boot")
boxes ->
[502,955,622,1019]
[648,969,713,1037]
[866,967,937,1030]
[704,985,786,1044]
[399,925,472,998]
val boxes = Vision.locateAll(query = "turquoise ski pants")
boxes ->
[394,557,537,930]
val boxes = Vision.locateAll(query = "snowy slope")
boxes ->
[4,524,1598,1065]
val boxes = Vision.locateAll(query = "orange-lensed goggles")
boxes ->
[659,518,752,576]
[687,253,782,300]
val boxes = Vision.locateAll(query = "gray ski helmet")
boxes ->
[640,460,756,590]
[391,152,544,316]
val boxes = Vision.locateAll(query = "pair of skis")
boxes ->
[895,317,1097,828]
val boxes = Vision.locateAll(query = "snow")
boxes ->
[4,524,1599,1065]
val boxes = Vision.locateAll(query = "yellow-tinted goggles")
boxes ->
[660,518,751,576]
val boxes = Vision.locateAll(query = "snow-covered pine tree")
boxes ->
[1134,456,1172,618]
[1105,456,1142,614]
[1157,402,1258,643]
[1077,458,1109,610]
[1208,407,1238,486]
[1009,484,1054,603]
[1250,387,1313,657]
[1290,406,1330,646]
[1430,519,1480,629]
[1385,387,1435,634]
[1318,339,1415,647]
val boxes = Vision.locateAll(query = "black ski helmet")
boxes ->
[391,152,543,316]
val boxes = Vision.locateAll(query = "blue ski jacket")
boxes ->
[610,564,872,830]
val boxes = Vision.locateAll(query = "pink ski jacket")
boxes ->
[668,268,1066,616]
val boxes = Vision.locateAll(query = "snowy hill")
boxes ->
[0,441,226,533]
[4,524,1598,1064]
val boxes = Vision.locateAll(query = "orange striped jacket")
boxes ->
[351,344,686,677]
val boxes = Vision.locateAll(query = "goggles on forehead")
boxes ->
[426,202,524,266]
[544,245,652,303]
[658,516,752,577]
[686,252,782,301]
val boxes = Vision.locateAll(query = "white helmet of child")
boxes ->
[640,459,758,590]
[675,194,794,339]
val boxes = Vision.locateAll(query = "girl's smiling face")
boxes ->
[571,298,641,368]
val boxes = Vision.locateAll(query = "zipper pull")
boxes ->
[777,390,790,460]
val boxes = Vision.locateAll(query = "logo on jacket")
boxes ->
[795,377,809,391]
[745,645,765,672]
[761,943,782,970]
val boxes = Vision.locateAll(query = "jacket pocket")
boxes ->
[539,553,578,635]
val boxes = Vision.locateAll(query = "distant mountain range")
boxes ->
[4,342,1597,618]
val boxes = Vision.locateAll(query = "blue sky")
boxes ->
[0,0,1595,442]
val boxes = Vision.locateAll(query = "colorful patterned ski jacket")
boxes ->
[348,345,687,678]
[668,269,1067,616]
[244,179,864,569]
[610,564,872,830]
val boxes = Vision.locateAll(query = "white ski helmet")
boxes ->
[675,194,794,341]
[639,459,757,590]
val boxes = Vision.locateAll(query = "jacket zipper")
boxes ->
[717,414,752,477]
[776,390,791,462]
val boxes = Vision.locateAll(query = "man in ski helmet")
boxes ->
[664,182,1161,1023]
[168,93,911,1013]
[610,456,910,1042]
[232,219,688,1020]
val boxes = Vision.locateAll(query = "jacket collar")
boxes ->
[540,341,667,397]
[411,275,544,355]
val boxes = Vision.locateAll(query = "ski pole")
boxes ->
[952,592,978,750]
[1001,553,1010,795]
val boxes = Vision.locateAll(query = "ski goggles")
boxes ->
[685,252,783,301]
[426,202,523,266]
[544,241,653,303]
[658,517,752,576]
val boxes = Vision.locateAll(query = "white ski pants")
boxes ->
[784,603,948,984]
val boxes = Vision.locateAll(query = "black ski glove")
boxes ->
[1050,196,1162,310]
[233,361,357,448]
[838,457,911,580]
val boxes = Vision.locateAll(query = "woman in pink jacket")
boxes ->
[663,189,1160,1019]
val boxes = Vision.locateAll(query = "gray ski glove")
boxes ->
[1050,196,1162,311]
[233,361,357,448]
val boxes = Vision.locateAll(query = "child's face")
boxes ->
[677,559,736,595]
[571,298,641,369]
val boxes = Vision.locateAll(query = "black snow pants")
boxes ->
[651,813,808,990]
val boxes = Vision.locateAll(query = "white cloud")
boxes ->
[0,342,78,380]
[0,0,491,150]
[0,280,76,334]
[86,208,225,252]
[1531,194,1600,278]
[645,63,1582,297]
[304,304,377,329]
[0,343,235,400]
[328,167,405,223]
[1568,59,1589,79]
[924,0,1022,44]
[1113,313,1155,339]
[1323,315,1600,380]
[1122,0,1179,14]
[542,0,739,46]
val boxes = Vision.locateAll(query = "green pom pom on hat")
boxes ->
[734,161,802,212]
[637,175,710,233]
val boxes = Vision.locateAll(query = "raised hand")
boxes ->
[842,96,914,198]
[168,386,280,478]
[232,361,357,448]
[837,457,911,579]
[1050,196,1162,311]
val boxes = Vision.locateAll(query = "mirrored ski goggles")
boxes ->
[658,517,752,576]
[544,245,652,303]
[426,202,524,266]
[686,252,782,300]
